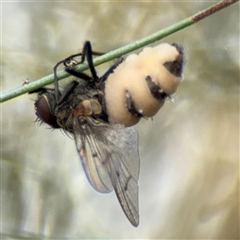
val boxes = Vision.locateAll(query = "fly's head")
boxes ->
[34,89,60,129]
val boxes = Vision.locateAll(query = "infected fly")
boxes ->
[34,40,184,227]
[34,41,140,226]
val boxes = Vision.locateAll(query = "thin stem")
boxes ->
[1,0,238,103]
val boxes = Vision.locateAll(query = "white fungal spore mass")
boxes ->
[104,43,184,127]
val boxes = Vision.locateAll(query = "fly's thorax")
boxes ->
[55,86,105,131]
[104,43,184,127]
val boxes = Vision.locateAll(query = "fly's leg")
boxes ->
[53,41,104,102]
[65,41,106,84]
[100,57,124,82]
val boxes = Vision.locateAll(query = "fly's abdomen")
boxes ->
[104,43,184,127]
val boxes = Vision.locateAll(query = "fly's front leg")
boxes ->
[65,41,105,84]
[53,41,105,102]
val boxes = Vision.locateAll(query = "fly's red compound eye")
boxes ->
[35,94,59,129]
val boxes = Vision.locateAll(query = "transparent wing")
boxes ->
[73,116,140,226]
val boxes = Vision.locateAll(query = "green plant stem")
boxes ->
[1,0,238,103]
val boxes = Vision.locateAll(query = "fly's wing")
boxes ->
[73,116,140,226]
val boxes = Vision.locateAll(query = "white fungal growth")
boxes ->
[104,43,184,127]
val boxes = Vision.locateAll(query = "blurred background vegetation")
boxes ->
[1,1,239,239]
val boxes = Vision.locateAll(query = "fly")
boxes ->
[34,40,185,227]
[34,41,140,226]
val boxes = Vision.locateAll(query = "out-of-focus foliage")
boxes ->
[1,1,239,239]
